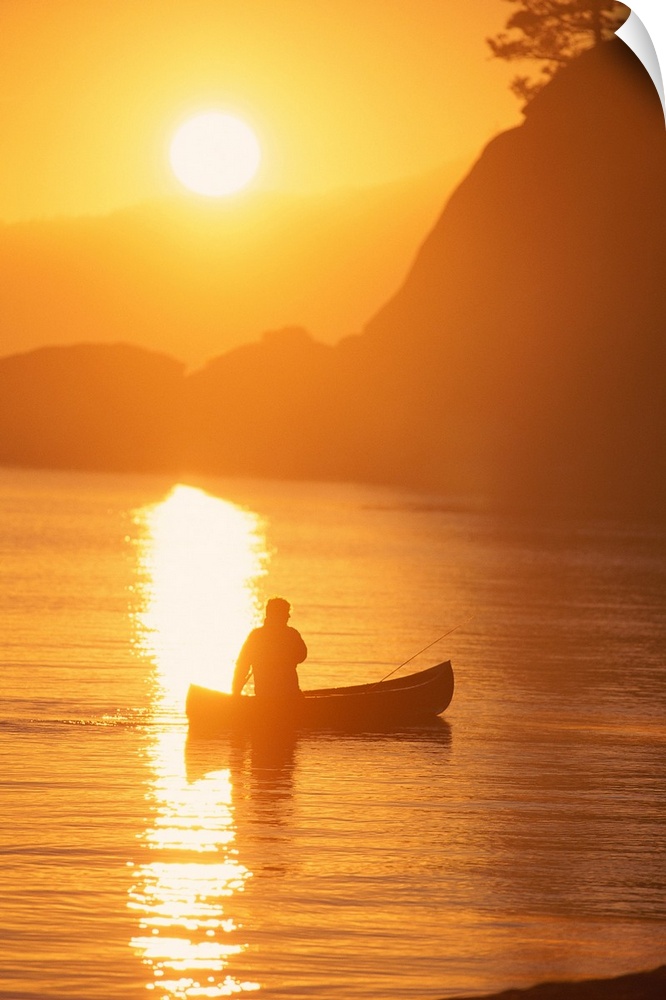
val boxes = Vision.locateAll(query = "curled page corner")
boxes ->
[616,5,665,122]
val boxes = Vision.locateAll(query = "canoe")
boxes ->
[185,660,454,735]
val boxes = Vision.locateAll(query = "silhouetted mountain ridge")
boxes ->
[1,41,664,516]
[184,39,665,515]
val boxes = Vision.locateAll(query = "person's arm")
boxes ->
[292,629,307,665]
[232,633,254,695]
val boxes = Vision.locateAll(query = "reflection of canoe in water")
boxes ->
[186,660,454,735]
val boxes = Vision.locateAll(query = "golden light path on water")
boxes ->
[128,484,268,998]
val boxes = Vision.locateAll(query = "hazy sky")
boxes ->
[0,0,521,222]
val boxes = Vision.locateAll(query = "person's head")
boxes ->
[264,597,291,624]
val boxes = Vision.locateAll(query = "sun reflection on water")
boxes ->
[128,730,259,997]
[128,484,268,997]
[134,483,267,708]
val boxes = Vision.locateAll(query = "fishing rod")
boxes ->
[375,615,474,685]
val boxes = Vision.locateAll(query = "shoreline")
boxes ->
[443,966,666,1000]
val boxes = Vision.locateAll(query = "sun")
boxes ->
[169,112,261,197]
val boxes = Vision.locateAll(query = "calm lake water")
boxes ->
[1,467,664,999]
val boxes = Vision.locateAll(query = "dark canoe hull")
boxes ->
[186,660,454,735]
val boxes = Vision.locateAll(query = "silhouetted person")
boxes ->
[232,598,307,701]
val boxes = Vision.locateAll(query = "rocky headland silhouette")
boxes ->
[1,40,664,516]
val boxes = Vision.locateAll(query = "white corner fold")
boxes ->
[616,4,666,122]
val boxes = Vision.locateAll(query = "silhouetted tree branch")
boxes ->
[488,0,630,104]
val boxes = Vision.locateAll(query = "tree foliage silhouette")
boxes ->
[488,0,630,103]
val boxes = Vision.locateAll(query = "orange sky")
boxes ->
[0,0,520,222]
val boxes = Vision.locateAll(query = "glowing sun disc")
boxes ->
[169,112,261,196]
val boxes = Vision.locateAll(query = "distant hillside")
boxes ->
[0,164,464,368]
[0,343,184,472]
